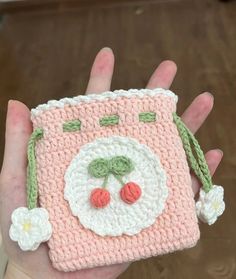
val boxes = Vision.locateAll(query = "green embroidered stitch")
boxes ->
[99,115,119,126]
[63,120,81,132]
[27,128,44,209]
[88,156,134,188]
[173,113,213,193]
[139,112,156,123]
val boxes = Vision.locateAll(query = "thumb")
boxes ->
[0,100,32,245]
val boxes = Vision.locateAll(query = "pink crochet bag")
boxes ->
[9,88,225,272]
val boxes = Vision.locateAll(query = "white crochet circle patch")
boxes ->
[64,136,168,237]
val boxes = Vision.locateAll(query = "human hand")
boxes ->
[0,47,223,279]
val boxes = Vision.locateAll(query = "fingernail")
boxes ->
[205,92,214,99]
[8,99,13,110]
[101,47,113,52]
[216,149,223,157]
[8,99,16,111]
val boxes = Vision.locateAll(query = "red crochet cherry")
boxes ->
[90,188,111,208]
[120,182,142,204]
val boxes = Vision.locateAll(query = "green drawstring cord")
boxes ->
[173,113,213,193]
[27,128,44,209]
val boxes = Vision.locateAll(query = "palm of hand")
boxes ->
[0,48,223,279]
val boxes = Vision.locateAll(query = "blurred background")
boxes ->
[0,0,235,278]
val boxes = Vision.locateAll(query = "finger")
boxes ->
[0,101,32,246]
[85,47,115,95]
[146,60,177,89]
[181,92,214,134]
[1,100,32,178]
[191,149,223,195]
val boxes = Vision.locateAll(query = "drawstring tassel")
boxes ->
[173,113,225,225]
[173,113,212,192]
[9,128,52,251]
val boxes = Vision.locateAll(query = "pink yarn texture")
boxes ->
[31,90,200,271]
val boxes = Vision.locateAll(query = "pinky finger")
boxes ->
[191,149,223,195]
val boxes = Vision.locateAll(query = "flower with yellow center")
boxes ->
[22,222,32,232]
[9,207,52,251]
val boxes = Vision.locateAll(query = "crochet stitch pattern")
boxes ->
[9,88,225,271]
[88,156,134,188]
[88,158,110,178]
[64,136,168,237]
[28,88,201,271]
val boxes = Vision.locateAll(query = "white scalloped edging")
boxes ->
[64,136,168,237]
[31,88,178,117]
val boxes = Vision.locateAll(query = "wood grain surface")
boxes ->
[0,0,235,278]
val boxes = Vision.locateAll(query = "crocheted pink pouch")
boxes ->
[9,89,225,272]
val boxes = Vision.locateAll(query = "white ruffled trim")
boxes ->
[31,88,178,117]
[64,136,168,237]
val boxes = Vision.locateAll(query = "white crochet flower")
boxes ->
[196,185,225,225]
[9,207,52,251]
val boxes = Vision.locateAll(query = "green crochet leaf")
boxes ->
[109,156,134,176]
[88,158,110,178]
